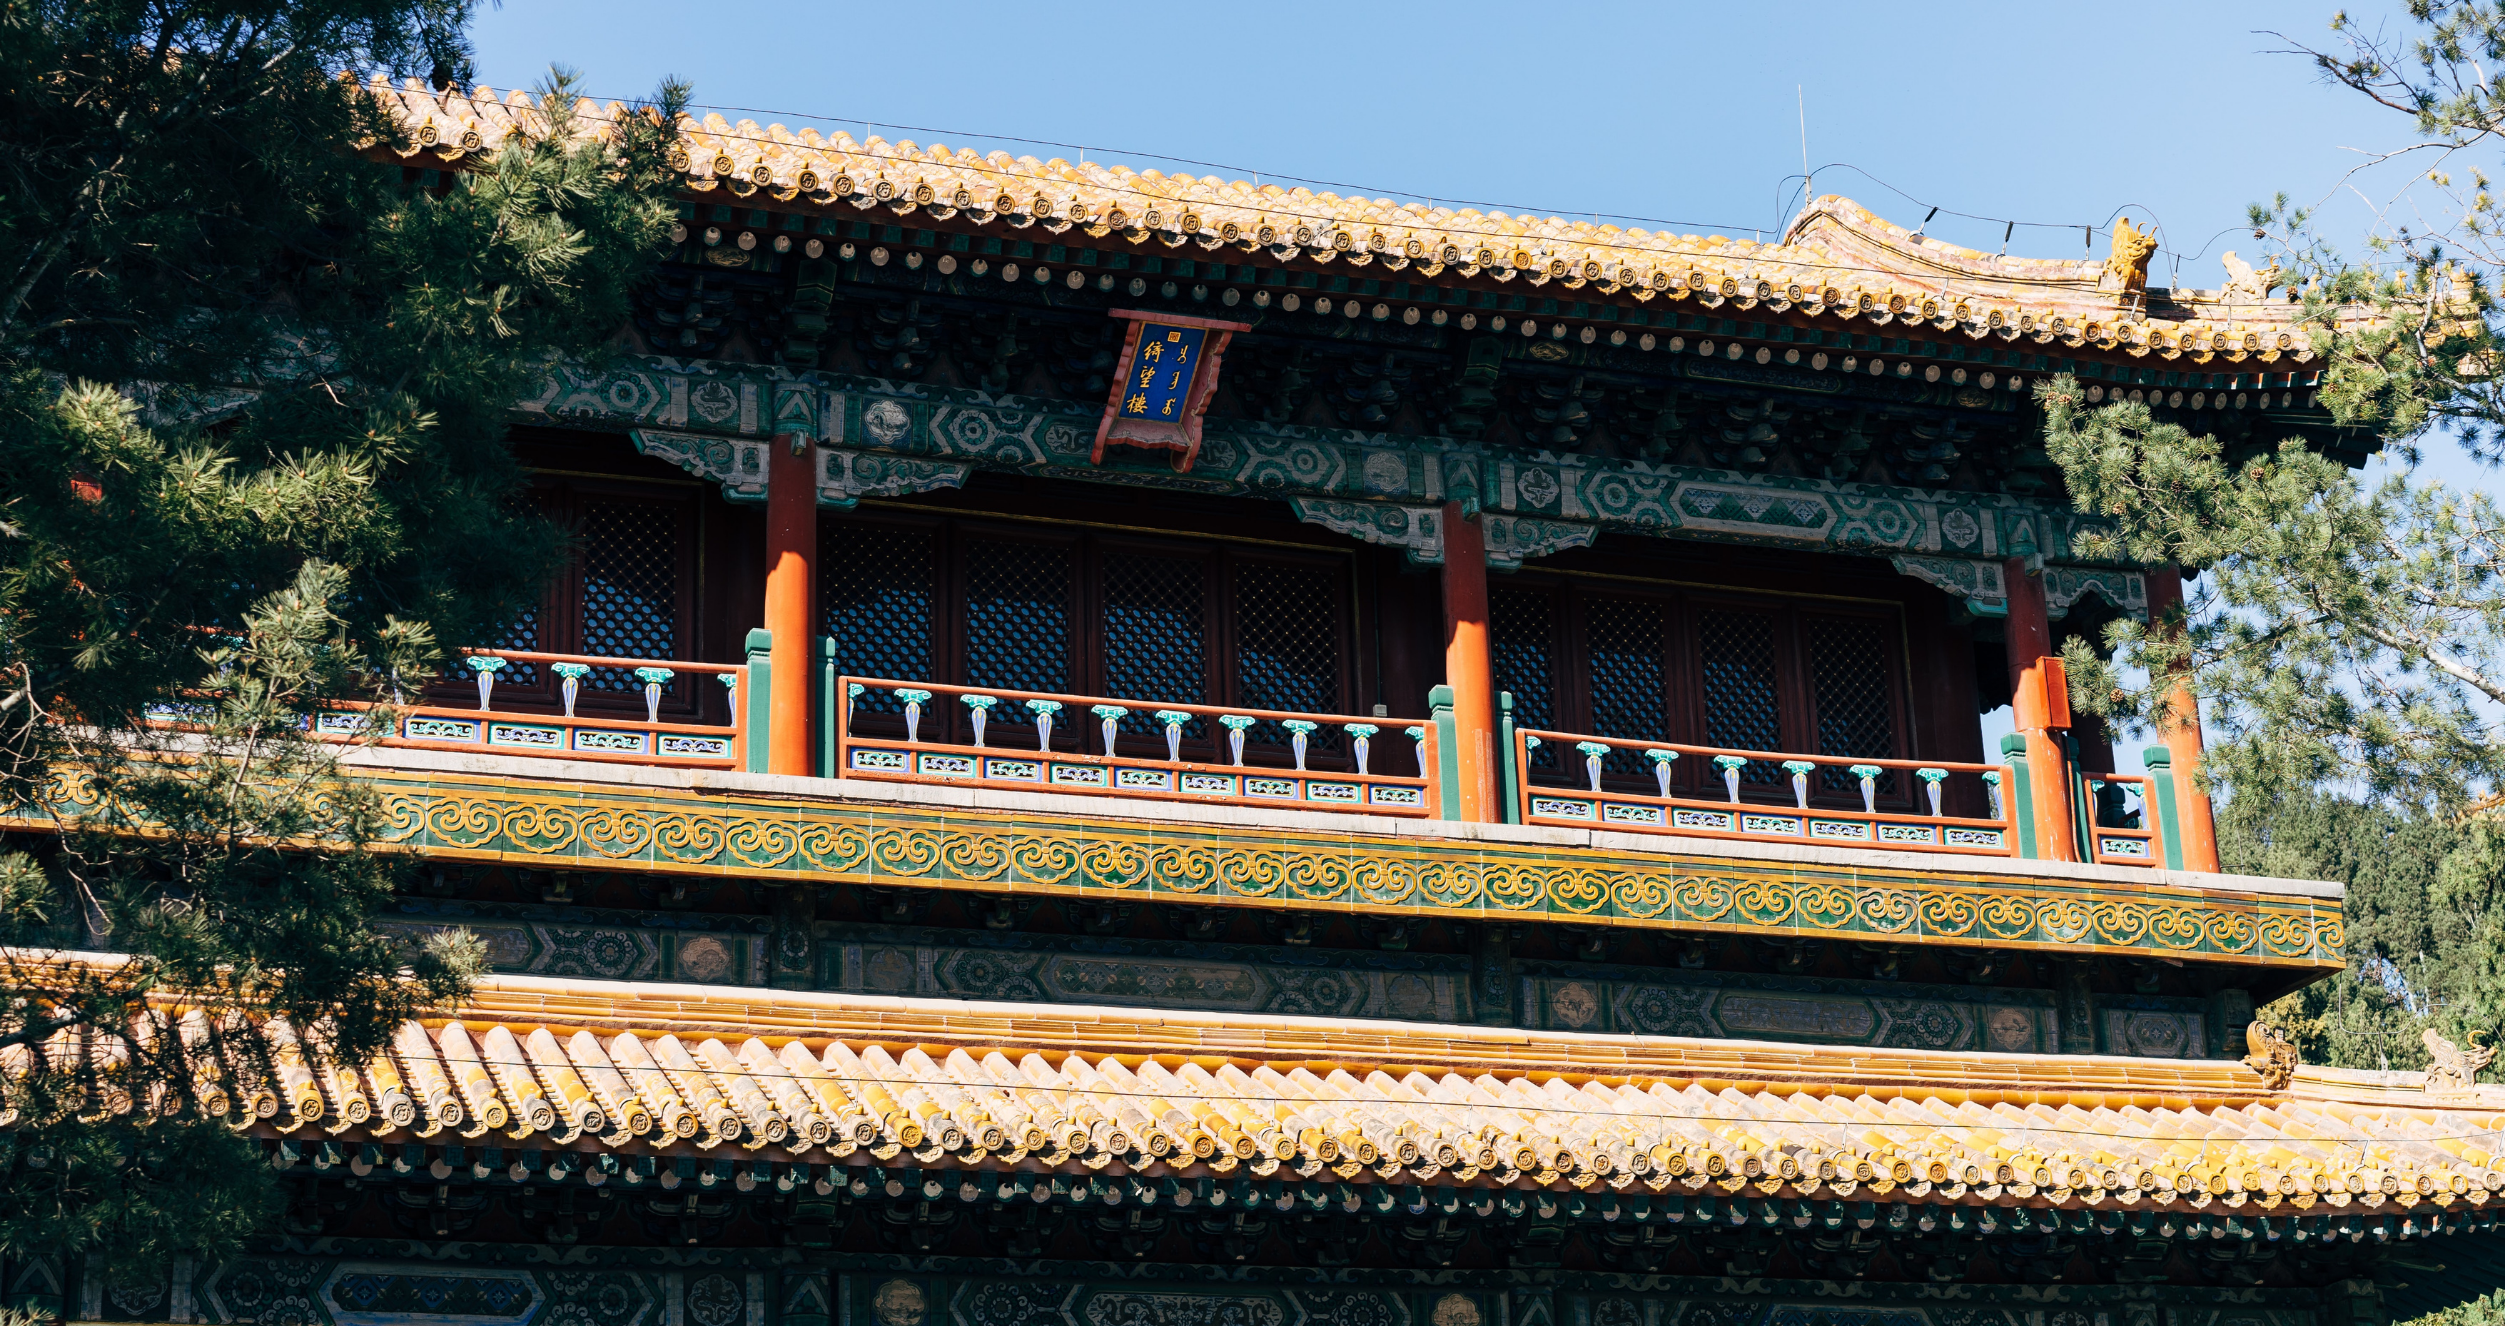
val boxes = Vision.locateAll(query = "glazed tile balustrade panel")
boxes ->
[325,648,747,769]
[1514,730,2020,859]
[197,765,2342,968]
[833,677,1435,818]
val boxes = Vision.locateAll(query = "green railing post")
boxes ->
[744,628,773,774]
[816,636,839,780]
[1999,733,2040,859]
[2141,745,2184,870]
[2064,733,2098,864]
[1429,684,1462,821]
[1496,691,1520,825]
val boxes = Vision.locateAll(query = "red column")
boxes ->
[765,436,817,776]
[2146,567,2221,871]
[2004,559,2079,861]
[1441,504,1496,821]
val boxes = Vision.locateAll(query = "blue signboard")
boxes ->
[1117,324,1208,423]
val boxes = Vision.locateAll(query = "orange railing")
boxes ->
[2082,772,2161,867]
[833,677,1435,817]
[314,647,747,769]
[1511,728,2018,857]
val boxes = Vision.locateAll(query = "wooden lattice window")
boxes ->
[1484,578,1910,806]
[1698,608,1784,784]
[1491,586,1558,770]
[817,513,1356,765]
[820,524,933,716]
[1583,597,1668,777]
[1103,550,1208,739]
[1807,615,1897,793]
[577,501,682,693]
[456,480,698,717]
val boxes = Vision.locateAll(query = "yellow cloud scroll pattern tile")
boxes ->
[341,774,2338,967]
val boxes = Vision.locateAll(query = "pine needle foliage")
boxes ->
[0,1,687,1270]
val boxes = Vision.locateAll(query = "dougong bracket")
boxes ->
[1093,309,1251,473]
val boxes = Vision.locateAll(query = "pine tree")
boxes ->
[0,2,686,1270]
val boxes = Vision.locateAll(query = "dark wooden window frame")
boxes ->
[1493,573,1916,808]
[437,475,707,721]
[821,510,1364,768]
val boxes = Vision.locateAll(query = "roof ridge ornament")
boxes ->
[2242,1020,2299,1091]
[2423,1028,2495,1096]
[2103,217,2158,299]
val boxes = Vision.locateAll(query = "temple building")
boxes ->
[18,82,2505,1326]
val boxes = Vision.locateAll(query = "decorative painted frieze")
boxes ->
[1889,555,2010,617]
[630,429,770,501]
[817,447,971,509]
[550,355,2115,572]
[2046,564,2149,617]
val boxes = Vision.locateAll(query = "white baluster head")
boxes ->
[470,656,507,712]
[1850,764,1883,815]
[1576,742,1609,794]
[1219,715,1254,765]
[1646,749,1678,799]
[552,662,589,718]
[1782,760,1816,809]
[1981,769,2004,821]
[1155,711,1192,763]
[1405,725,1427,776]
[1025,699,1061,750]
[1092,704,1128,756]
[633,667,674,725]
[1917,767,1949,818]
[1713,754,1746,803]
[1345,723,1379,776]
[964,694,997,746]
[1282,719,1317,771]
[896,688,933,744]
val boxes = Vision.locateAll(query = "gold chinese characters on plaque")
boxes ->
[1091,308,1248,472]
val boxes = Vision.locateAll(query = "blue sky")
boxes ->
[467,1,2487,776]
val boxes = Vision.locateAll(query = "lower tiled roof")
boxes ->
[22,974,2504,1215]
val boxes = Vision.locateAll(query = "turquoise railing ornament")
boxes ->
[1645,749,1678,798]
[1025,699,1062,751]
[1782,760,1817,809]
[1091,704,1129,756]
[470,655,507,712]
[895,688,933,743]
[551,661,590,718]
[846,681,864,724]
[1713,753,1748,803]
[633,667,675,725]
[1849,764,1884,814]
[964,694,999,747]
[1345,723,1379,775]
[1981,768,2005,821]
[1282,719,1319,770]
[1576,741,1610,793]
[1916,767,1949,818]
[1405,725,1426,775]
[1218,714,1255,764]
[1154,711,1192,762]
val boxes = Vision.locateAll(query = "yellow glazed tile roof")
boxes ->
[366,81,2374,368]
[39,970,2505,1215]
